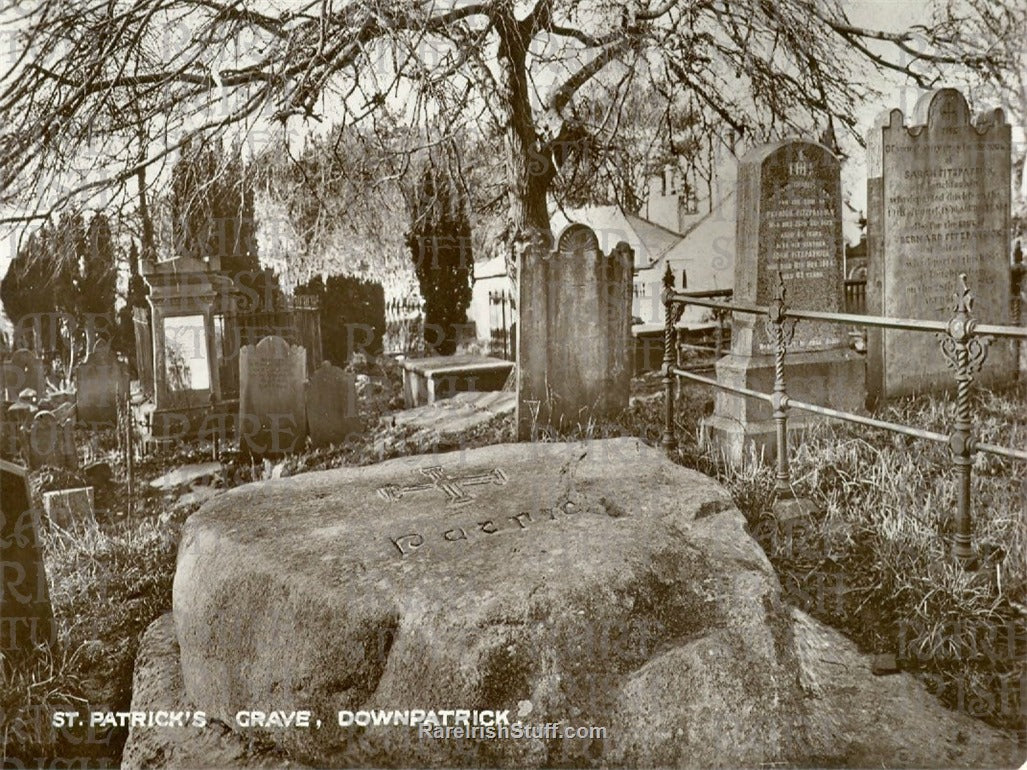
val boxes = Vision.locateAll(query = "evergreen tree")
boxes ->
[406,155,473,356]
[82,213,118,347]
[170,135,260,280]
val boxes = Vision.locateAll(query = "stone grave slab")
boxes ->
[239,336,307,456]
[866,88,1014,401]
[704,139,864,463]
[76,339,130,426]
[389,391,515,436]
[401,354,514,409]
[305,363,360,448]
[42,487,96,529]
[149,461,223,491]
[0,458,57,659]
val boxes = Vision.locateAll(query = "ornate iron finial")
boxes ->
[775,271,787,303]
[663,262,674,290]
[940,273,990,379]
[946,273,976,343]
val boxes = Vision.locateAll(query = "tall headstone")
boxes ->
[75,339,130,426]
[866,89,1013,402]
[238,336,308,456]
[704,139,864,462]
[0,459,57,660]
[516,225,633,439]
[304,363,360,448]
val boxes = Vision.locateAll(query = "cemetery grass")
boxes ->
[586,379,1027,739]
[1,471,182,767]
[4,365,1023,764]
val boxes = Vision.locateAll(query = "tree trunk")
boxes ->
[496,11,556,288]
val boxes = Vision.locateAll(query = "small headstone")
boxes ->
[24,410,78,470]
[42,487,96,529]
[305,363,360,448]
[239,336,308,456]
[76,339,130,426]
[0,458,57,659]
[704,139,864,463]
[866,88,1014,401]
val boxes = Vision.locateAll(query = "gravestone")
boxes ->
[0,458,57,659]
[42,487,96,530]
[704,139,864,462]
[76,339,130,426]
[866,88,1014,402]
[304,363,360,448]
[238,336,307,456]
[24,410,78,470]
[517,225,633,439]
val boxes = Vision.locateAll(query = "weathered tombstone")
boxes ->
[516,226,633,439]
[76,339,130,426]
[238,336,307,456]
[866,88,1014,402]
[24,410,77,470]
[0,458,57,659]
[704,139,864,462]
[42,487,96,530]
[305,363,360,448]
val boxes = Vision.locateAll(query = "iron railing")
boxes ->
[661,263,1027,567]
[488,290,516,360]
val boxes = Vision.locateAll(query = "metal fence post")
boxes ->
[662,264,682,454]
[939,274,991,567]
[767,273,796,500]
[1012,244,1024,378]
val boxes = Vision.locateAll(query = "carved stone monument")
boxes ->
[866,88,1013,402]
[704,139,864,462]
[517,224,633,439]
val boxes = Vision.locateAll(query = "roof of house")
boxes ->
[638,189,736,293]
[549,204,682,267]
[472,204,684,281]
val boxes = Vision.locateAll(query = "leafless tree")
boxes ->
[0,0,987,271]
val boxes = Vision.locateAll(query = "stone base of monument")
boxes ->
[125,439,1019,769]
[702,348,865,465]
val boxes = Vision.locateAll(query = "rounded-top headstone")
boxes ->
[865,87,1013,400]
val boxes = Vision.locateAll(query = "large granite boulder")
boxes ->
[135,438,1020,768]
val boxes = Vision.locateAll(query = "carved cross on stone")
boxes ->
[377,467,509,507]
